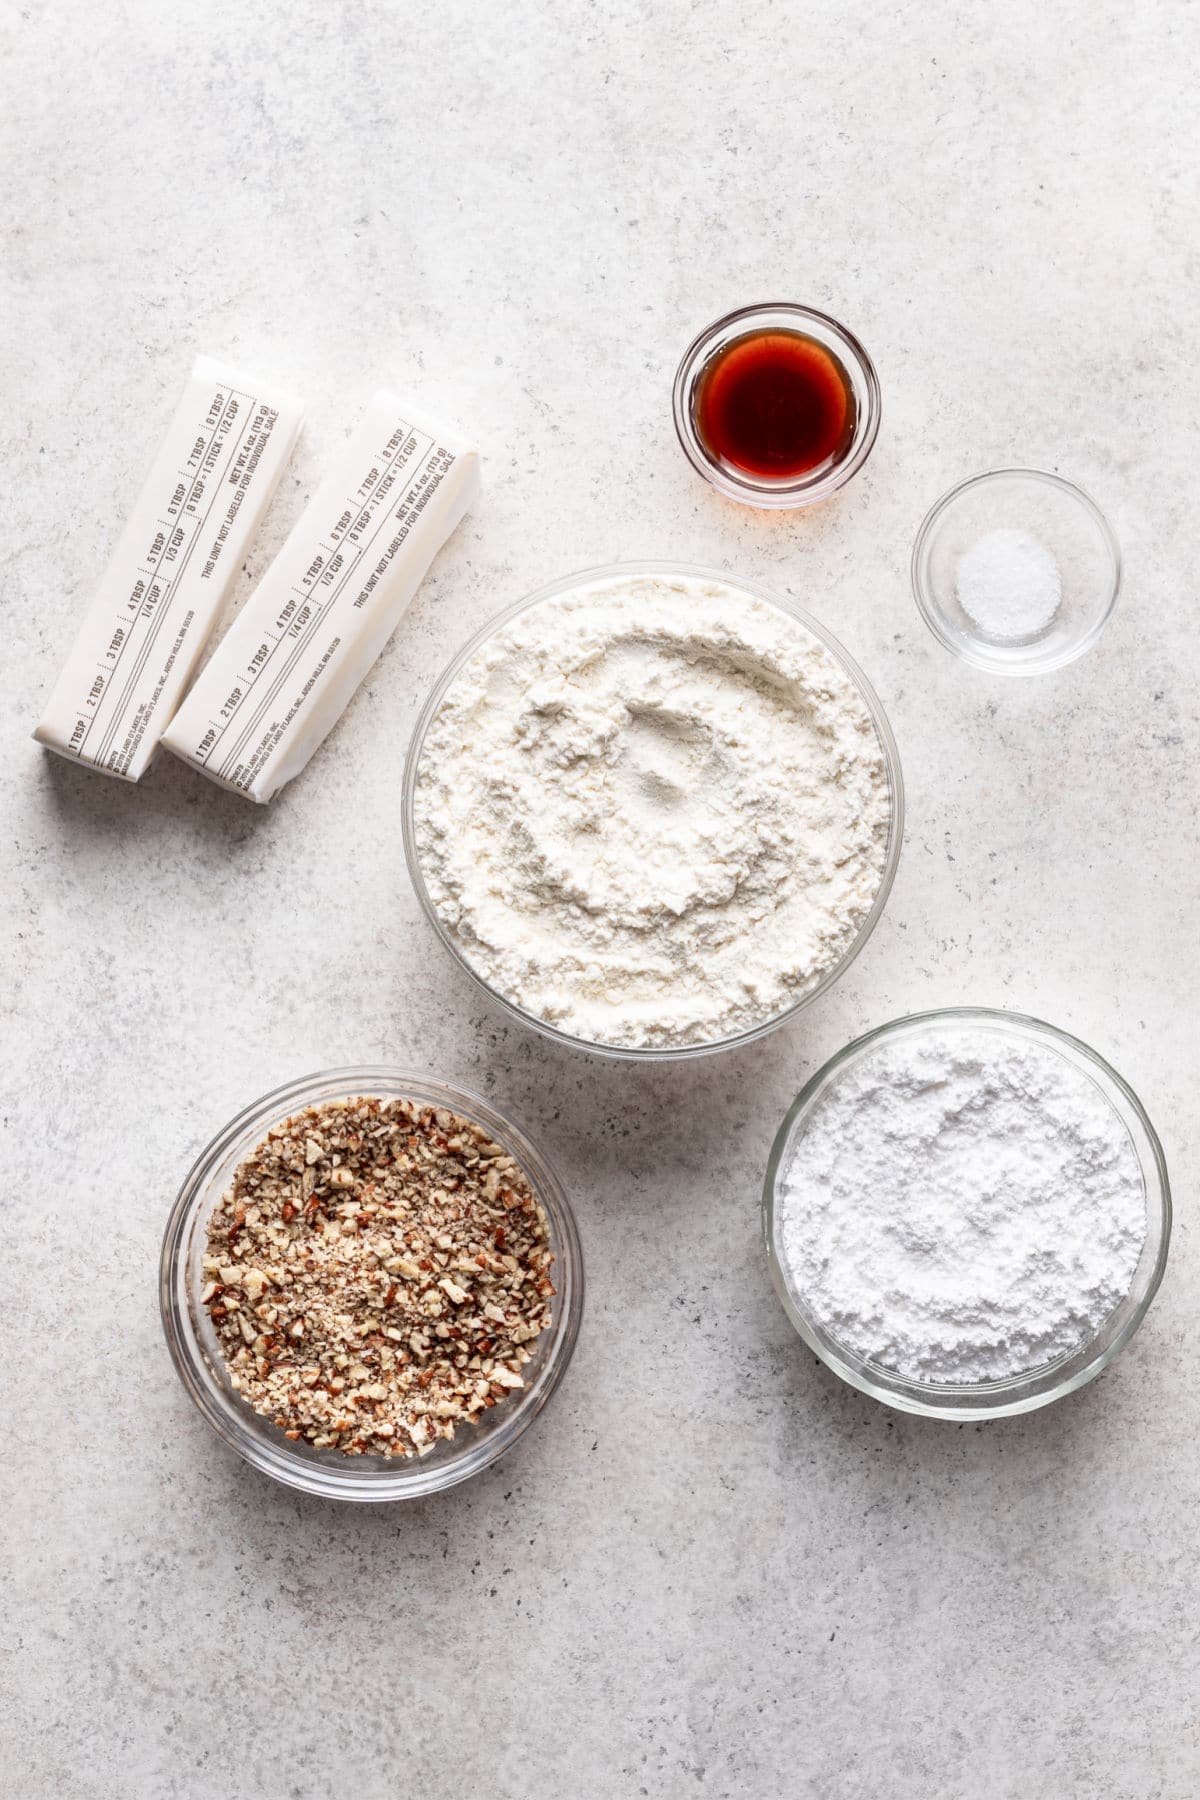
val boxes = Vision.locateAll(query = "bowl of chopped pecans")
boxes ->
[160,1070,584,1500]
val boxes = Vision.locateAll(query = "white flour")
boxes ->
[413,572,891,1049]
[779,1026,1146,1382]
[956,528,1062,640]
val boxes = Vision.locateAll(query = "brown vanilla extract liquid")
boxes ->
[694,329,856,481]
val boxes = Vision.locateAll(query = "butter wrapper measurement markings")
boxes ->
[164,392,480,802]
[34,358,305,781]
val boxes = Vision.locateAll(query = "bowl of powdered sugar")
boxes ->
[764,1008,1170,1418]
[912,468,1120,676]
[404,564,902,1058]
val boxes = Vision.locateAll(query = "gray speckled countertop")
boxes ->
[3,3,1198,1795]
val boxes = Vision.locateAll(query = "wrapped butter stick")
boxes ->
[163,391,479,802]
[34,357,304,781]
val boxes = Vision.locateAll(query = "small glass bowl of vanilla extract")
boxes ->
[673,303,880,509]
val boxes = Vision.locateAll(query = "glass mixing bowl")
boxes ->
[161,1069,584,1500]
[763,1008,1170,1420]
[402,562,904,1062]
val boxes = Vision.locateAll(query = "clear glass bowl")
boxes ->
[672,302,881,508]
[912,468,1120,675]
[160,1069,584,1500]
[763,1008,1170,1420]
[402,561,905,1062]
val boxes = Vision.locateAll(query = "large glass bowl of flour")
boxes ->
[763,1008,1171,1419]
[403,563,903,1060]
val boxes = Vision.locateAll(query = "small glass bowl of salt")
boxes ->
[911,467,1120,675]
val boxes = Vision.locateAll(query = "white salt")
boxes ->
[956,528,1062,641]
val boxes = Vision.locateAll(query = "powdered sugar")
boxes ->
[956,528,1062,641]
[412,572,892,1049]
[779,1023,1146,1383]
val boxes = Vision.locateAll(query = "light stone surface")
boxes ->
[2,2,1197,1796]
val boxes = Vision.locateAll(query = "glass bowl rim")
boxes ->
[160,1066,585,1501]
[762,1005,1171,1420]
[672,301,882,509]
[910,466,1122,677]
[401,559,905,1062]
